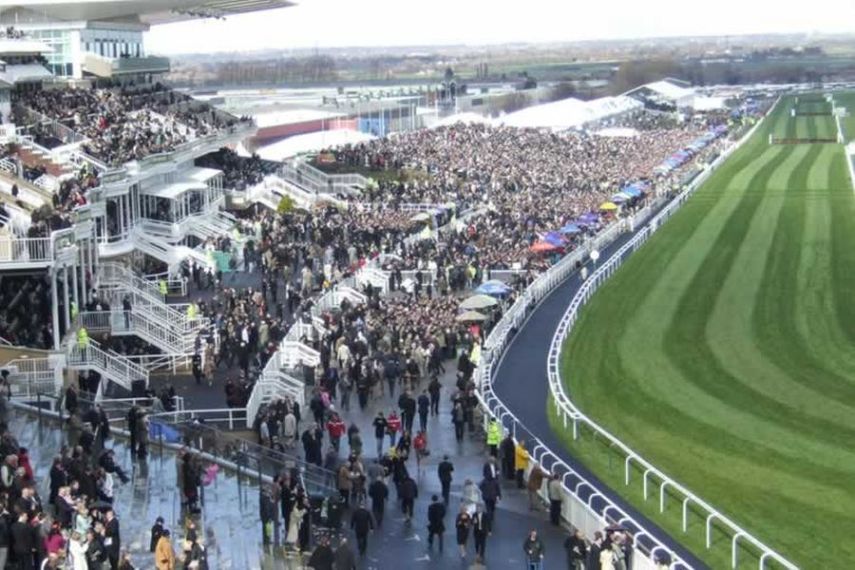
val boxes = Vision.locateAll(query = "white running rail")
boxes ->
[547,113,798,570]
[471,119,767,569]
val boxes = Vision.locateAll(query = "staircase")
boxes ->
[76,310,194,357]
[97,262,204,355]
[66,338,149,394]
[16,142,75,179]
[186,211,236,241]
[132,230,213,274]
[356,266,390,294]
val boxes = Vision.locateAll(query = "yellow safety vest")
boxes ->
[486,421,501,445]
[469,343,481,366]
[159,279,168,296]
[70,301,78,320]
[77,327,89,349]
[187,303,197,319]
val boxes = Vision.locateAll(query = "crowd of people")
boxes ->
[0,275,54,349]
[0,85,750,567]
[316,120,726,270]
[16,83,250,167]
[194,148,277,192]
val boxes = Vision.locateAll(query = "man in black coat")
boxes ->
[126,405,138,457]
[472,504,492,561]
[398,475,418,522]
[417,390,430,432]
[426,495,446,552]
[437,456,454,505]
[479,476,501,519]
[349,503,374,556]
[500,434,516,480]
[564,528,588,570]
[334,537,357,570]
[103,509,120,570]
[306,535,334,570]
[11,511,33,569]
[367,477,388,528]
[398,391,416,433]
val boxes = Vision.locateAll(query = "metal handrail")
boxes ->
[547,107,798,570]
[66,337,149,390]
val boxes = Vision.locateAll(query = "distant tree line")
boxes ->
[610,53,854,94]
[190,55,339,86]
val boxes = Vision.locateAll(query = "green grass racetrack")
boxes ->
[554,97,855,569]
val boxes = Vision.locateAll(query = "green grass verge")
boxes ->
[551,95,855,570]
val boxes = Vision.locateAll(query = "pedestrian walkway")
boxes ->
[146,357,572,569]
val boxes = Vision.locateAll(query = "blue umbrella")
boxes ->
[476,280,512,296]
[559,223,581,234]
[543,231,566,246]
[622,187,642,198]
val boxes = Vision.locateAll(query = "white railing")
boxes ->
[123,353,192,373]
[474,206,685,570]
[0,157,16,175]
[149,407,247,431]
[355,265,390,294]
[1,356,63,398]
[98,263,199,331]
[97,394,185,413]
[33,174,57,192]
[547,110,796,570]
[66,338,149,391]
[471,121,761,569]
[77,310,193,356]
[0,236,53,264]
[245,275,366,427]
[845,143,855,190]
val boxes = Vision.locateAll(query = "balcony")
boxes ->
[82,52,171,78]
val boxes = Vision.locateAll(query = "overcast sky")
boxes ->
[146,0,855,54]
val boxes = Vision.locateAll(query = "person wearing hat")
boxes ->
[154,528,175,570]
[150,517,165,552]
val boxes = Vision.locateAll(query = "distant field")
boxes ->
[770,97,838,140]
[551,96,855,569]
[834,92,855,142]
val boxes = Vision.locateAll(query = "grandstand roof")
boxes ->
[253,109,345,129]
[498,95,642,131]
[0,63,52,84]
[142,180,207,199]
[430,112,494,128]
[643,80,695,101]
[0,0,294,26]
[255,129,376,162]
[0,38,51,55]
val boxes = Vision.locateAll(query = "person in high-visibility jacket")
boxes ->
[158,279,168,298]
[514,439,530,489]
[77,327,89,360]
[70,301,78,321]
[186,302,198,320]
[486,419,501,458]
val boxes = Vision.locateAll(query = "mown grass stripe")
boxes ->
[558,95,855,569]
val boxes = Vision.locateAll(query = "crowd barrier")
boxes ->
[473,109,784,570]
[545,106,799,570]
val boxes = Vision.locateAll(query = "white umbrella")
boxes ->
[459,294,498,310]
